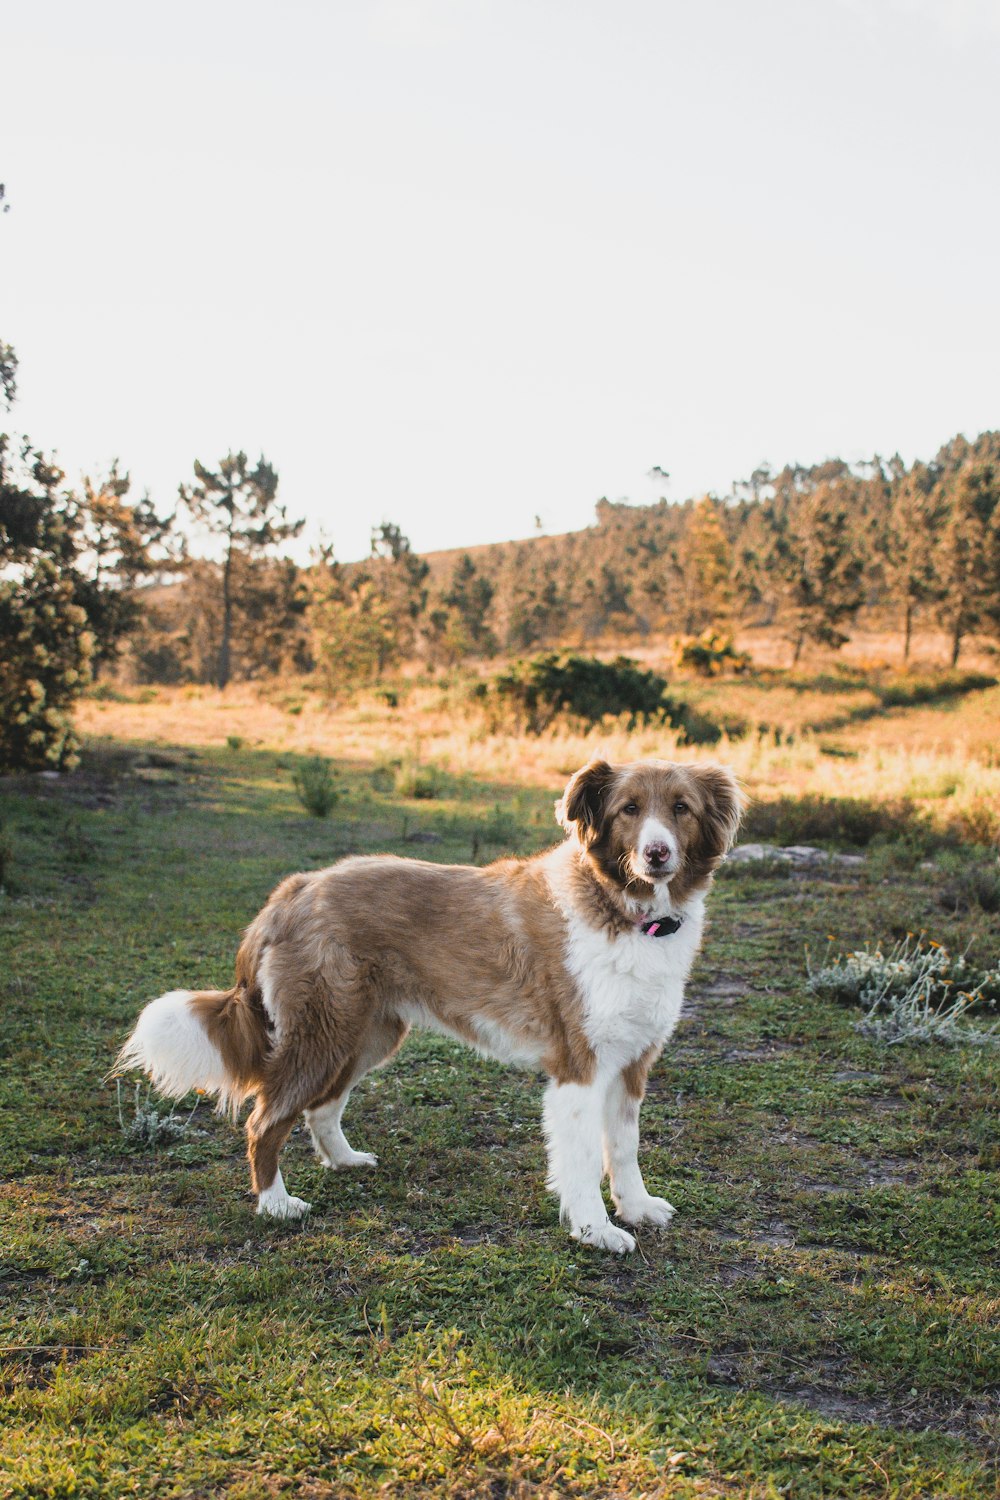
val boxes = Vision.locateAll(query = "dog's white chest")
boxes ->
[564,906,704,1068]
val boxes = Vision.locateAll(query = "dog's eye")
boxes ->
[674,800,689,815]
[622,802,638,815]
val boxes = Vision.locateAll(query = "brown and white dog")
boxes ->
[118,758,741,1253]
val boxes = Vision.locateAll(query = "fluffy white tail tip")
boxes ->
[117,989,228,1100]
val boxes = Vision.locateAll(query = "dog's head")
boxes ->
[555,758,743,898]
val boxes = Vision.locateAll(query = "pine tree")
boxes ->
[178,452,301,688]
[770,482,865,664]
[935,461,998,666]
[679,497,734,633]
[309,551,399,690]
[438,553,496,659]
[360,520,429,666]
[882,462,945,662]
[72,462,174,671]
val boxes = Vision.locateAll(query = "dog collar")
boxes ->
[639,914,683,938]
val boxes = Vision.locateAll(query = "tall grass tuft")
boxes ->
[293,756,339,817]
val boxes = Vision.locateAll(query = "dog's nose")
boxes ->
[644,841,671,867]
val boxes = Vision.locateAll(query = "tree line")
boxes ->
[2,327,999,772]
[465,441,1000,671]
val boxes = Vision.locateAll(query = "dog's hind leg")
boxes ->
[304,1016,409,1170]
[247,1101,311,1219]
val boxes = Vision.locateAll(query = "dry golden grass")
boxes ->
[592,626,997,674]
[78,658,1000,845]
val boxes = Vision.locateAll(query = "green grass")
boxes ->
[1,737,998,1498]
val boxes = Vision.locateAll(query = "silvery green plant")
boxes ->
[807,933,1000,1047]
[116,1079,199,1146]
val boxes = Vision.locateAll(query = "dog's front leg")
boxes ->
[543,1076,636,1253]
[602,1068,674,1228]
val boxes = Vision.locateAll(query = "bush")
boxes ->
[667,700,726,746]
[395,754,443,800]
[482,653,724,742]
[370,760,397,794]
[807,935,1000,1044]
[0,559,94,772]
[490,653,668,731]
[938,855,1000,915]
[744,794,930,849]
[117,1080,200,1147]
[470,804,524,859]
[676,630,752,677]
[293,757,339,817]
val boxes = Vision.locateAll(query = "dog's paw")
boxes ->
[573,1219,637,1255]
[337,1148,378,1169]
[616,1194,675,1228]
[257,1194,312,1220]
[317,1145,378,1170]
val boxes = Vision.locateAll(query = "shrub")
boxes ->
[482,653,724,742]
[0,558,94,772]
[490,653,668,731]
[808,934,1000,1043]
[470,804,524,859]
[293,757,339,817]
[676,630,752,677]
[395,754,443,800]
[938,855,1000,915]
[369,760,397,794]
[744,794,930,849]
[117,1080,200,1147]
[941,795,1000,848]
[667,700,726,746]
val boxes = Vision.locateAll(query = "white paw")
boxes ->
[324,1148,377,1170]
[312,1132,378,1169]
[572,1219,637,1255]
[257,1194,312,1220]
[616,1194,675,1228]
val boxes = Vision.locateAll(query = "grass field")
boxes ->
[2,666,999,1498]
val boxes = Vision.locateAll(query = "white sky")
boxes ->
[2,0,999,561]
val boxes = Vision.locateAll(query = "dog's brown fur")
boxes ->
[121,759,742,1212]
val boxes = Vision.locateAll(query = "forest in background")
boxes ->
[3,323,1000,771]
[126,431,1000,688]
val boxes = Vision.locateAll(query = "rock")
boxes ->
[728,842,866,867]
[728,846,869,870]
[727,843,782,862]
[781,845,829,863]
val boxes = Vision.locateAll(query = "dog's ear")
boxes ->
[690,764,744,863]
[555,759,616,842]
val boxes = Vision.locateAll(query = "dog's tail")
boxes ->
[115,937,270,1119]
